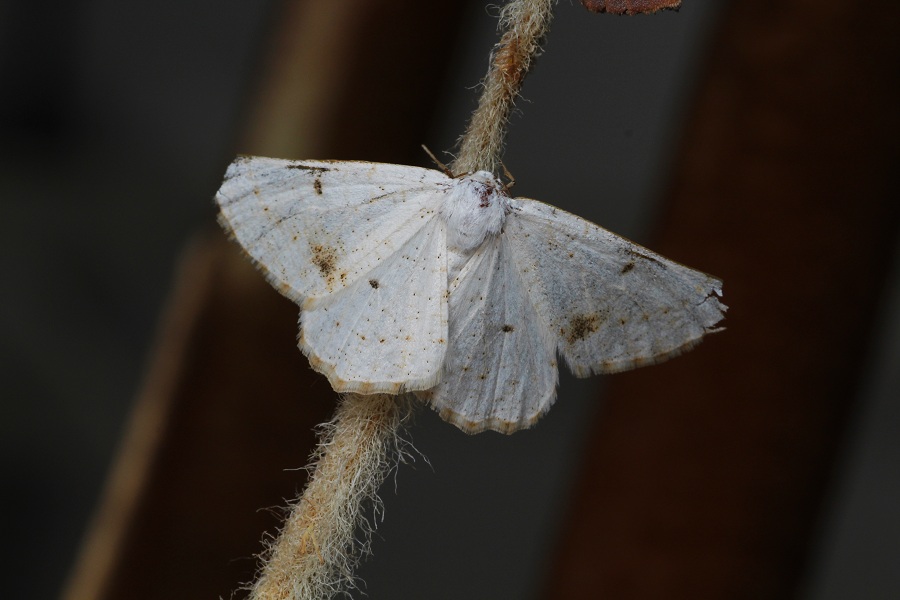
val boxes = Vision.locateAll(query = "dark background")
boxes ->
[1,1,897,598]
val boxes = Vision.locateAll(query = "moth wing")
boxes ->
[505,198,726,376]
[215,156,448,306]
[300,217,448,394]
[417,236,558,434]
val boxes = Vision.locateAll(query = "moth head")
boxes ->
[442,172,510,251]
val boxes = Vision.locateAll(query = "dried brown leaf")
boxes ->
[580,0,681,15]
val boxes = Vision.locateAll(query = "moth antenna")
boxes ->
[501,161,516,190]
[422,144,453,176]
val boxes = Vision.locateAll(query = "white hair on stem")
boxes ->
[452,0,556,176]
[248,394,415,599]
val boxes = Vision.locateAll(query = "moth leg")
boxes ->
[501,161,516,190]
[421,144,452,177]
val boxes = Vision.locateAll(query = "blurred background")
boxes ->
[1,1,898,598]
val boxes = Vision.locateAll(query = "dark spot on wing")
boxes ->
[287,164,328,196]
[501,324,514,332]
[287,164,332,173]
[310,243,337,279]
[565,313,603,344]
[621,261,635,274]
[369,279,379,289]
[624,248,666,269]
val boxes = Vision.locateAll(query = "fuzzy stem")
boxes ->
[248,4,557,597]
[249,394,408,600]
[451,0,556,175]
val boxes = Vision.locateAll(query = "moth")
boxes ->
[216,156,725,433]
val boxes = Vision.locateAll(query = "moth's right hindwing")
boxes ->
[417,235,559,434]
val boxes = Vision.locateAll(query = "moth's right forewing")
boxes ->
[505,199,726,376]
[215,156,448,305]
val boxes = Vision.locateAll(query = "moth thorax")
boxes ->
[442,171,508,251]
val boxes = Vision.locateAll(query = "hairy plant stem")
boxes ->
[249,2,558,598]
[451,0,556,175]
[249,394,408,599]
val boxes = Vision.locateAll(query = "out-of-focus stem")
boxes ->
[249,393,407,600]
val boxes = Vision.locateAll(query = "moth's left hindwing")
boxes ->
[300,218,449,394]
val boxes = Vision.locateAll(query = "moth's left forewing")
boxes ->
[505,198,726,376]
[215,157,449,305]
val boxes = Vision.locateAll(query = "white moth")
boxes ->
[216,156,725,434]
